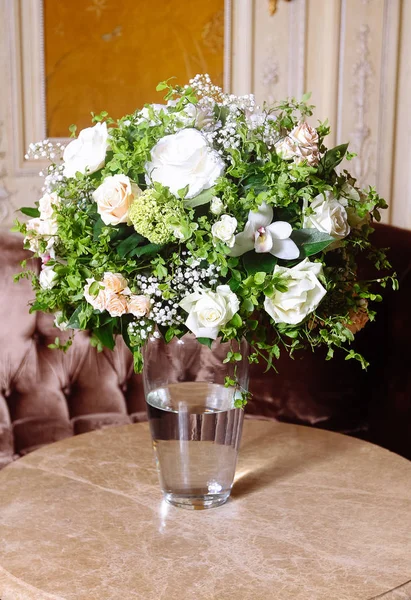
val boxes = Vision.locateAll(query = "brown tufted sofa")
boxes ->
[0,226,410,467]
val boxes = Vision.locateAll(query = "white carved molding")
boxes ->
[349,24,375,189]
[0,121,11,225]
[261,36,280,103]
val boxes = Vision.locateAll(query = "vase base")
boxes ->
[164,491,230,510]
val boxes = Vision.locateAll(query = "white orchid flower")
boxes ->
[230,202,300,259]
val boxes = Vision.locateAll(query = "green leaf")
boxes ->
[254,272,266,285]
[93,218,105,241]
[20,207,40,218]
[318,143,348,173]
[130,243,164,258]
[67,304,93,330]
[229,313,242,328]
[116,232,145,258]
[197,337,213,349]
[177,184,189,199]
[93,321,116,351]
[184,186,215,208]
[291,228,334,257]
[243,251,277,276]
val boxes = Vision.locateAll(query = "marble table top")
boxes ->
[0,420,410,600]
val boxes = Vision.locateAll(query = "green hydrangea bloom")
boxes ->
[129,188,184,244]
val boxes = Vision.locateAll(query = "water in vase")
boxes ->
[146,381,244,509]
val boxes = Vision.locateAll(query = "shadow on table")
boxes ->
[231,426,353,499]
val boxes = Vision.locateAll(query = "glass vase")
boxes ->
[142,334,249,510]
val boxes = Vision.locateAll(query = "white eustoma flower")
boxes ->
[230,202,299,259]
[39,265,57,290]
[211,215,237,248]
[145,128,225,199]
[63,122,109,178]
[264,259,326,325]
[304,191,350,239]
[210,196,224,215]
[93,174,141,226]
[179,285,240,340]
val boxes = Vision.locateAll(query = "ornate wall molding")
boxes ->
[261,36,280,103]
[349,24,375,189]
[0,121,11,225]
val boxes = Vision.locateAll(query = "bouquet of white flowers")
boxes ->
[15,75,396,406]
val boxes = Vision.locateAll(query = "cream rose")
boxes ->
[145,128,225,199]
[102,272,128,293]
[127,295,151,317]
[105,294,128,318]
[39,265,57,290]
[93,174,141,226]
[304,191,350,239]
[38,192,60,220]
[179,285,240,340]
[290,122,319,148]
[211,215,237,248]
[264,259,327,325]
[83,278,107,312]
[63,122,109,178]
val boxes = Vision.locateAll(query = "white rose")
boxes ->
[38,192,60,220]
[275,137,298,160]
[211,215,237,248]
[146,128,225,199]
[54,311,68,331]
[25,217,58,254]
[210,196,224,215]
[63,122,109,178]
[304,191,350,239]
[39,265,57,290]
[178,103,214,130]
[264,259,327,325]
[93,174,141,226]
[180,285,240,340]
[83,278,107,312]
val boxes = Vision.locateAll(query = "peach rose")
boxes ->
[105,293,128,317]
[93,174,141,226]
[102,272,128,294]
[127,295,151,317]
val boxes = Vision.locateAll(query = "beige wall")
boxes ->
[1,0,410,230]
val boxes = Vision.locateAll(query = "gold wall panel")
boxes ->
[44,0,225,137]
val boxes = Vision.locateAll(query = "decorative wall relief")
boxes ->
[0,122,11,225]
[349,25,375,189]
[261,37,280,103]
